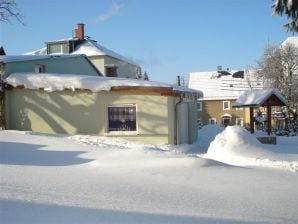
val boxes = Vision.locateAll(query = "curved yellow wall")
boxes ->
[5,89,175,144]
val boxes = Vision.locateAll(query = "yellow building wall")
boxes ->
[5,89,176,144]
[199,99,249,126]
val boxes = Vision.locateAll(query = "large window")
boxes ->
[107,104,136,132]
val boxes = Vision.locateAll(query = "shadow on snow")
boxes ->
[0,199,266,224]
[0,142,93,166]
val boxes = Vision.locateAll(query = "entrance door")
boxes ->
[179,102,189,144]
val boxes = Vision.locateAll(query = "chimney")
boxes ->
[75,23,85,41]
[177,75,181,86]
[0,46,6,55]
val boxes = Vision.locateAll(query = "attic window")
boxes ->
[105,65,118,77]
[48,43,69,54]
[35,64,46,73]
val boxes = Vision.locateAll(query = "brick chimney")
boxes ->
[75,23,85,41]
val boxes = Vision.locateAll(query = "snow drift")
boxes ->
[203,126,298,172]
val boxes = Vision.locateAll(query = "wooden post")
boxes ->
[250,107,254,133]
[267,106,272,135]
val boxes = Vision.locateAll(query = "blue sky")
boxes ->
[0,0,295,83]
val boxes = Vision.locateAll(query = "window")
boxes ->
[209,118,216,125]
[223,101,230,110]
[48,43,69,54]
[107,104,136,132]
[35,64,46,73]
[197,101,202,111]
[105,66,118,77]
[236,117,244,126]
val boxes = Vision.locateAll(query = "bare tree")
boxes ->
[0,0,24,25]
[273,0,298,33]
[256,42,298,121]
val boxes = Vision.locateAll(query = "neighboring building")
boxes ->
[189,67,264,127]
[0,54,102,78]
[281,36,298,47]
[4,73,202,145]
[25,23,141,79]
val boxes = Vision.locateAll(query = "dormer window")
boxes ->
[35,64,46,73]
[47,43,70,54]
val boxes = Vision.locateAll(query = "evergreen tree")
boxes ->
[273,0,298,33]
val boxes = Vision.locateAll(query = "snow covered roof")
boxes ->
[188,69,264,100]
[72,40,138,66]
[24,39,139,66]
[6,73,202,96]
[0,54,85,63]
[24,47,47,56]
[234,89,288,108]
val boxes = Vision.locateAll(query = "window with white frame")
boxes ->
[48,43,69,54]
[197,101,202,111]
[236,117,244,126]
[107,104,136,132]
[209,118,216,125]
[35,64,46,73]
[223,101,230,110]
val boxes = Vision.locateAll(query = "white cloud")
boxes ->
[94,3,123,23]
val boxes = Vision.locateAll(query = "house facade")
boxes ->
[4,73,202,145]
[0,54,102,78]
[189,68,263,128]
[25,23,141,79]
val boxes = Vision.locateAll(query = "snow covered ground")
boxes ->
[1,126,298,224]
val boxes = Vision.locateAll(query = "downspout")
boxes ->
[174,94,183,145]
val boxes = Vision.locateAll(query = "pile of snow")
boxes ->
[203,126,298,172]
[5,73,203,96]
[193,125,224,152]
[6,73,171,92]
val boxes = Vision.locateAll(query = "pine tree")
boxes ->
[273,0,298,33]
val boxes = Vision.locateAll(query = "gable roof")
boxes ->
[234,89,288,108]
[188,69,264,100]
[24,39,139,66]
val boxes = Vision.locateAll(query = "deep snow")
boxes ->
[1,126,298,223]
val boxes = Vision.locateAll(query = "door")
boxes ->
[179,102,189,144]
